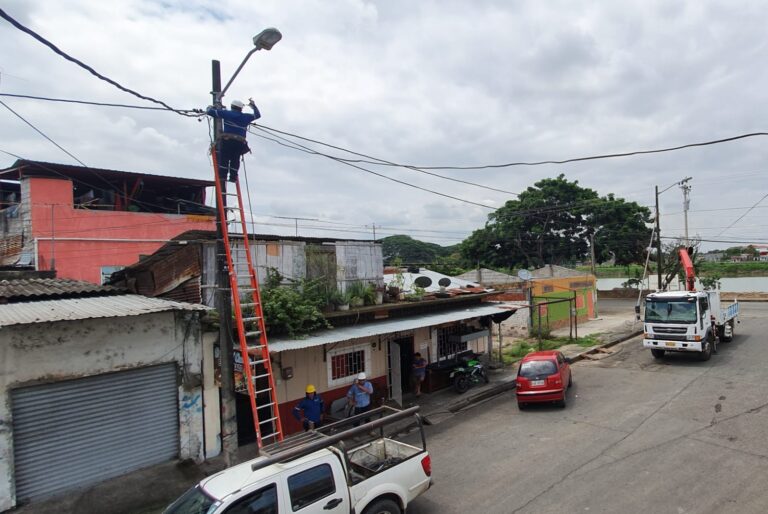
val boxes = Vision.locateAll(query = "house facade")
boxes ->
[529,265,597,331]
[112,233,512,437]
[0,278,212,511]
[0,160,215,284]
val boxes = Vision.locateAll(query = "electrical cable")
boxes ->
[251,125,520,196]
[715,193,768,237]
[0,92,198,113]
[246,129,495,210]
[0,7,197,117]
[0,99,86,166]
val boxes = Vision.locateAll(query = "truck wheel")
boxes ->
[363,498,401,514]
[698,339,712,361]
[454,375,470,394]
[651,349,665,359]
[722,321,734,342]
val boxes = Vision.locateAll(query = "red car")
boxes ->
[516,350,572,409]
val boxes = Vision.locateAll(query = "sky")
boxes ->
[1,0,767,254]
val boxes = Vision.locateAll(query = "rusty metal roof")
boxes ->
[0,294,209,327]
[268,303,515,352]
[0,278,124,303]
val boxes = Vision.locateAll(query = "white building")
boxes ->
[0,278,210,510]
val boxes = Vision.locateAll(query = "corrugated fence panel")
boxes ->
[11,364,179,502]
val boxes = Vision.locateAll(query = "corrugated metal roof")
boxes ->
[268,303,514,352]
[0,278,122,302]
[0,295,208,327]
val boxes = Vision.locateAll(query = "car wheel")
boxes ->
[517,401,526,410]
[567,373,573,389]
[363,498,401,514]
[651,348,665,359]
[558,394,567,408]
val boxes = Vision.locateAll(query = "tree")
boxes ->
[460,175,652,269]
[381,235,454,265]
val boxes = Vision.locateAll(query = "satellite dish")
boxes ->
[517,269,532,281]
[438,277,451,287]
[414,276,432,288]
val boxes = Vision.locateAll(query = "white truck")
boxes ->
[642,289,739,360]
[163,406,432,514]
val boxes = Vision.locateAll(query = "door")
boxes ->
[388,340,402,406]
[11,364,179,503]
[396,336,415,395]
[285,463,349,513]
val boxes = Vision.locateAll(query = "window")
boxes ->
[327,344,370,386]
[437,325,465,359]
[224,484,278,514]
[518,360,557,378]
[288,464,336,511]
[164,485,217,514]
[100,265,124,285]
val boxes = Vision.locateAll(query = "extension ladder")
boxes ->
[211,150,283,447]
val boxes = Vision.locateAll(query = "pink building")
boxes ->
[0,160,215,283]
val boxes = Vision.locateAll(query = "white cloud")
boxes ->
[1,0,767,250]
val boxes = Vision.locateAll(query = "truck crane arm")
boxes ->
[679,247,696,292]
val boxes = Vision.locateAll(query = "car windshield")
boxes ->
[164,485,218,514]
[519,359,557,378]
[645,299,697,323]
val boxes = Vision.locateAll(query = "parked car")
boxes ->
[515,350,572,409]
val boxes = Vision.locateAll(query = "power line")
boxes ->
[0,7,196,117]
[0,99,86,166]
[252,125,520,196]
[247,128,496,210]
[715,194,768,237]
[0,92,189,112]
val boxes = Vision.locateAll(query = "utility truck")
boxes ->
[642,248,739,361]
[164,406,432,514]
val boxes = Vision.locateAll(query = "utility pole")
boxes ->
[211,59,238,466]
[680,178,692,246]
[589,232,598,318]
[655,185,662,290]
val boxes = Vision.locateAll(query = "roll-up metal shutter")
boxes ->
[11,363,179,502]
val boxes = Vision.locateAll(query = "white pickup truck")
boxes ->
[164,406,432,514]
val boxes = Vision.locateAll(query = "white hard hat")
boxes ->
[231,100,244,109]
[357,372,367,381]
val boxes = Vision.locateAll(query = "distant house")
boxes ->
[701,252,725,262]
[112,233,513,436]
[529,265,597,330]
[0,160,215,284]
[0,277,211,511]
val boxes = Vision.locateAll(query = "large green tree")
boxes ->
[381,235,455,265]
[460,175,652,268]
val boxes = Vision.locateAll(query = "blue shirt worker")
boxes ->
[347,372,374,425]
[292,384,324,431]
[206,99,261,182]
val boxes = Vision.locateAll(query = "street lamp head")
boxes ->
[253,28,282,51]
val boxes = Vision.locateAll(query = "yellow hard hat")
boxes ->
[305,384,316,393]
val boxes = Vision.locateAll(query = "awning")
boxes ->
[268,303,515,352]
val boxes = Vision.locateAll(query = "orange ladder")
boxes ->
[211,150,283,447]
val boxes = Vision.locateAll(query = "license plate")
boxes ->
[531,380,545,386]
[665,342,676,347]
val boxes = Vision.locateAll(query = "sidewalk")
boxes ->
[10,315,642,514]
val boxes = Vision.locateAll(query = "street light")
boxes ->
[210,29,281,466]
[654,177,692,289]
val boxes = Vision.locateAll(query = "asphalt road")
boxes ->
[409,301,768,514]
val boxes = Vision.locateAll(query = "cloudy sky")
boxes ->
[1,0,767,253]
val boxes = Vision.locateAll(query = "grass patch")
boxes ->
[500,334,602,365]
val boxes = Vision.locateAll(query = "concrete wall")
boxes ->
[25,176,214,283]
[0,311,209,511]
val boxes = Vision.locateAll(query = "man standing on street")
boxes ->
[347,372,373,425]
[207,98,260,182]
[292,384,324,431]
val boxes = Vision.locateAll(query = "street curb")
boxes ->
[568,329,644,363]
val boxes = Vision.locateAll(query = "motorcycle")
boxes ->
[449,352,489,393]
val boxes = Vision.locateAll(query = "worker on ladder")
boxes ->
[207,98,261,182]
